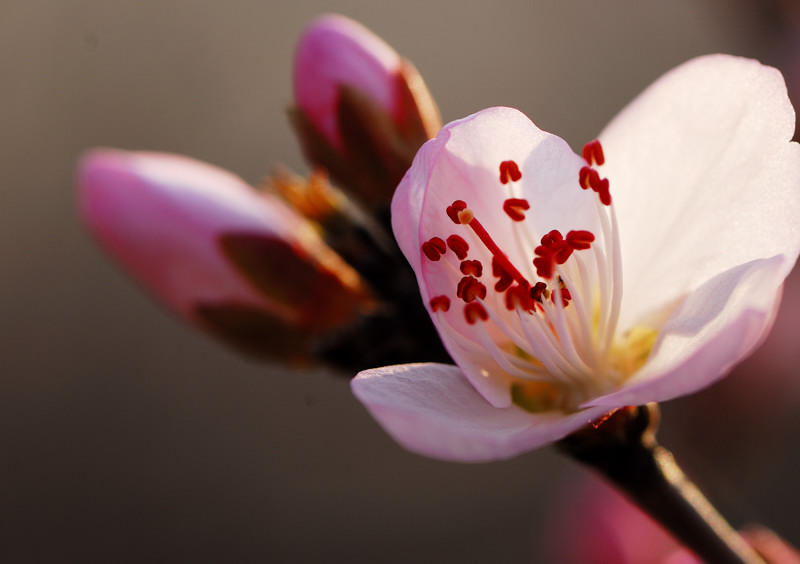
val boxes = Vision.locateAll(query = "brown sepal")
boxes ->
[219,232,373,331]
[394,58,442,148]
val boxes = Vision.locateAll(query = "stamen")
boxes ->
[533,252,555,279]
[593,177,611,206]
[566,230,595,250]
[438,300,542,375]
[582,140,605,166]
[457,276,487,302]
[447,234,469,259]
[539,230,573,264]
[460,260,483,277]
[421,237,447,261]
[579,167,595,190]
[472,320,549,380]
[580,167,611,206]
[514,306,579,384]
[503,198,530,221]
[604,200,623,348]
[499,160,522,184]
[530,281,548,302]
[556,256,598,367]
[506,284,534,311]
[464,302,488,324]
[429,295,450,312]
[541,283,594,374]
[551,278,571,307]
[446,200,467,224]
[540,230,563,247]
[425,153,626,407]
[492,257,514,292]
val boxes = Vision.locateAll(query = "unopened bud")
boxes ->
[291,14,441,209]
[78,149,372,362]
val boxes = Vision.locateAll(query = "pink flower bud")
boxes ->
[294,14,402,149]
[78,149,371,361]
[291,14,441,209]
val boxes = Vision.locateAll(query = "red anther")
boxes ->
[566,230,595,250]
[495,274,513,292]
[552,280,572,307]
[491,256,504,277]
[533,254,555,279]
[421,237,447,261]
[541,230,564,247]
[552,289,571,307]
[552,244,573,265]
[460,260,483,277]
[597,178,612,206]
[446,234,469,259]
[581,166,612,206]
[457,276,487,302]
[530,281,548,302]
[499,160,522,184]
[505,284,534,311]
[464,302,489,324]
[582,140,605,166]
[503,198,530,221]
[491,257,514,291]
[429,295,451,312]
[579,166,595,190]
[446,200,467,224]
[537,230,572,265]
[588,172,602,192]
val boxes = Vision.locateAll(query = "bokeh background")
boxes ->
[3,1,800,562]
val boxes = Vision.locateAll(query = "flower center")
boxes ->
[420,140,655,412]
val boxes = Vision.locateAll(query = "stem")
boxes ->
[556,404,766,564]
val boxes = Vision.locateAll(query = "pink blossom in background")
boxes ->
[665,528,800,564]
[352,55,800,462]
[545,474,677,564]
[545,474,800,564]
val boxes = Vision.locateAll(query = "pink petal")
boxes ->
[587,256,786,407]
[293,14,401,148]
[351,363,611,462]
[598,54,800,332]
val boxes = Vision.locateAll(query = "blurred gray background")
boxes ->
[3,1,800,562]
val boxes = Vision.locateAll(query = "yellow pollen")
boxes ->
[511,380,563,413]
[609,326,658,378]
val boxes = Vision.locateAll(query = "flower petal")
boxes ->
[352,363,611,462]
[587,256,786,407]
[599,54,800,331]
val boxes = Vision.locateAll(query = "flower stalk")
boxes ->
[557,404,766,564]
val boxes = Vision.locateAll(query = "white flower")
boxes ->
[352,55,800,462]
